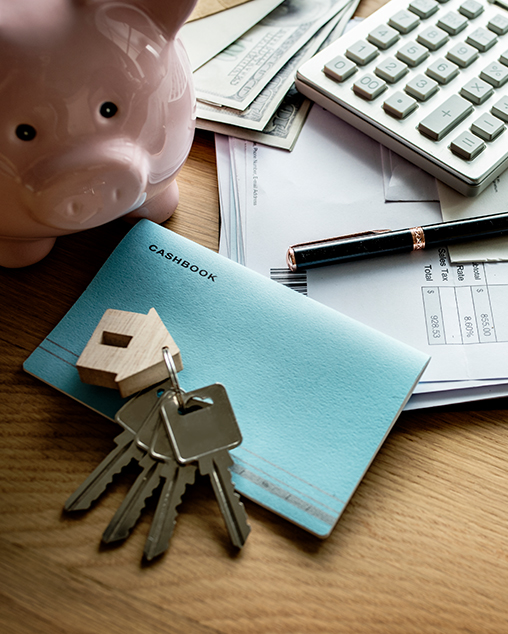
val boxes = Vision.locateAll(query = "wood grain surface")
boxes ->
[2,6,508,632]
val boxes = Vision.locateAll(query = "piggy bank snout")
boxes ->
[23,143,149,230]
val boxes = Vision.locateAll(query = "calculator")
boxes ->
[295,0,508,196]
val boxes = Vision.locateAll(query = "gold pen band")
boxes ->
[410,226,425,250]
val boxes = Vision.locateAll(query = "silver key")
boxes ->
[101,394,183,546]
[143,411,197,560]
[64,429,144,512]
[197,451,251,549]
[102,452,164,544]
[161,385,251,548]
[144,461,196,560]
[63,390,164,511]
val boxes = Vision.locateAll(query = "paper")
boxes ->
[216,105,508,406]
[381,146,439,203]
[193,0,350,110]
[438,177,508,263]
[188,0,253,22]
[23,220,428,537]
[181,0,283,71]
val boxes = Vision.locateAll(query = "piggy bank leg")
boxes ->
[125,180,179,225]
[0,237,57,268]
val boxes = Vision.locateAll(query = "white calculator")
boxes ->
[296,0,508,196]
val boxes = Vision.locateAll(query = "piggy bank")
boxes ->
[0,0,197,268]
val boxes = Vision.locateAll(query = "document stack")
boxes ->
[215,104,508,408]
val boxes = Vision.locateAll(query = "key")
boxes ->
[437,11,468,35]
[383,91,418,119]
[471,113,505,141]
[459,0,484,19]
[161,384,251,548]
[450,131,485,160]
[323,55,357,82]
[408,0,438,19]
[115,379,174,434]
[345,40,379,66]
[102,452,165,543]
[197,451,251,549]
[143,411,197,560]
[353,73,387,100]
[418,95,472,140]
[64,429,145,512]
[64,386,166,511]
[143,461,196,560]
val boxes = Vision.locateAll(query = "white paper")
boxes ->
[181,0,284,71]
[381,146,439,203]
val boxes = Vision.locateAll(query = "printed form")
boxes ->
[216,105,508,406]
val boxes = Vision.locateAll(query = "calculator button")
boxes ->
[418,94,473,140]
[446,43,479,68]
[383,91,418,118]
[408,0,439,19]
[323,55,357,82]
[466,28,498,52]
[480,62,508,88]
[491,95,508,121]
[500,50,508,66]
[488,15,508,36]
[397,41,430,66]
[405,73,439,100]
[471,113,506,140]
[417,26,450,51]
[460,77,494,104]
[437,11,468,35]
[389,10,420,34]
[459,0,484,19]
[426,58,460,83]
[346,40,379,65]
[375,57,409,82]
[450,131,485,160]
[367,25,400,49]
[353,73,388,100]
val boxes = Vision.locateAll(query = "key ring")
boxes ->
[162,346,185,410]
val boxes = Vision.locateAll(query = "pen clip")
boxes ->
[289,229,390,251]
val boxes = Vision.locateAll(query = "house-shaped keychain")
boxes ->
[76,308,182,397]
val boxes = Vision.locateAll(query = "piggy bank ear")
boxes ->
[79,0,198,36]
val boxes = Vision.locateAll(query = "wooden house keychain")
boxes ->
[65,308,250,560]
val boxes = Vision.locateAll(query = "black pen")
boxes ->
[286,212,508,271]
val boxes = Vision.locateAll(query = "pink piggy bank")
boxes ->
[0,0,197,267]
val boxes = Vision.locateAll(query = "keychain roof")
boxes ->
[76,307,182,397]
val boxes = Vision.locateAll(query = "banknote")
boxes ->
[193,0,351,110]
[195,6,346,131]
[196,2,360,150]
[198,86,311,150]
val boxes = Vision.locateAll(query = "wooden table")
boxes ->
[2,3,508,632]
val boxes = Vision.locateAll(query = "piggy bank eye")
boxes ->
[100,102,118,118]
[16,124,37,141]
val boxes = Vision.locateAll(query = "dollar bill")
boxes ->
[196,6,346,131]
[196,0,360,150]
[193,0,351,110]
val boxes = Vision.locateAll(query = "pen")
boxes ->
[286,212,508,271]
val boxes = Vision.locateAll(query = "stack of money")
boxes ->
[181,0,360,150]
